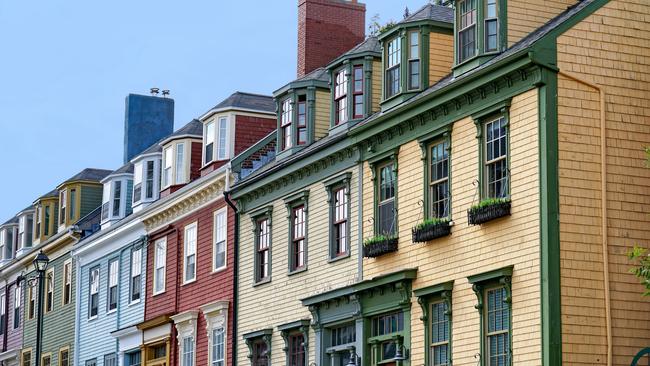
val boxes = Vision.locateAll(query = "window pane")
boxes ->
[205,121,215,163]
[218,117,227,160]
[486,19,498,52]
[175,143,185,184]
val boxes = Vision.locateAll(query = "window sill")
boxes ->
[128,299,141,307]
[288,266,308,276]
[211,266,227,275]
[253,278,271,287]
[182,278,197,286]
[152,290,166,297]
[328,252,350,264]
[106,309,117,315]
[87,316,98,322]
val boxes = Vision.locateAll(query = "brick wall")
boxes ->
[234,115,276,156]
[297,0,366,77]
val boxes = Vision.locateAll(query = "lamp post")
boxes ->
[31,251,50,366]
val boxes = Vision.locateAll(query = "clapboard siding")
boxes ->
[80,185,103,218]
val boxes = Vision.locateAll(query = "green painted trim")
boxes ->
[413,280,454,298]
[324,175,352,261]
[473,100,511,200]
[415,281,453,366]
[421,25,430,89]
[369,151,399,236]
[242,328,273,340]
[279,320,311,366]
[418,125,453,220]
[285,194,309,275]
[248,205,273,220]
[282,190,310,204]
[322,172,352,188]
[301,268,417,306]
[467,265,513,284]
[471,98,512,120]
[378,20,453,41]
[274,79,328,97]
[539,67,561,366]
[278,319,311,332]
[251,209,273,286]
[243,328,273,364]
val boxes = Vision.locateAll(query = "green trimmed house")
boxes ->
[232,0,650,365]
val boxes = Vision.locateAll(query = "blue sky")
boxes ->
[0,0,425,220]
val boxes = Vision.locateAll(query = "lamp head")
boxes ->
[32,250,49,273]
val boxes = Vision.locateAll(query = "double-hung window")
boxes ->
[104,354,117,366]
[44,206,50,236]
[385,37,401,98]
[429,140,450,219]
[255,217,270,283]
[458,0,477,63]
[217,117,228,159]
[14,285,21,329]
[41,355,51,366]
[18,216,25,250]
[69,189,76,220]
[59,348,69,366]
[63,260,72,305]
[211,327,225,366]
[107,259,118,312]
[130,248,142,302]
[204,121,215,164]
[133,163,142,203]
[485,286,510,365]
[154,238,166,294]
[329,182,349,259]
[485,0,499,52]
[28,284,35,320]
[430,300,451,365]
[334,69,348,124]
[88,267,99,318]
[288,333,305,366]
[184,223,197,283]
[296,96,307,145]
[408,31,420,90]
[182,337,194,366]
[175,142,185,185]
[145,161,155,199]
[45,269,54,313]
[281,99,293,150]
[163,146,173,188]
[0,293,5,334]
[352,66,364,118]
[290,205,306,272]
[377,162,396,235]
[252,339,268,366]
[484,116,508,199]
[112,181,122,217]
[22,350,31,366]
[213,210,227,271]
[59,190,67,226]
[35,206,41,239]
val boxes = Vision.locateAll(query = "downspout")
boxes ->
[357,158,364,282]
[223,168,239,366]
[558,70,611,366]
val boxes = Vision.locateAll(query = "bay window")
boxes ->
[154,238,166,294]
[70,189,76,219]
[59,190,67,226]
[408,31,420,90]
[334,69,348,124]
[485,0,499,52]
[385,37,401,98]
[133,163,142,203]
[18,216,25,250]
[297,96,307,145]
[112,181,122,217]
[353,66,364,118]
[175,142,185,184]
[44,206,50,236]
[35,205,41,239]
[163,146,172,188]
[217,117,228,159]
[204,121,215,164]
[458,0,477,63]
[281,99,293,150]
[184,223,197,283]
[146,160,155,199]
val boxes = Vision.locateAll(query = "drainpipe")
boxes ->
[558,70,611,366]
[223,168,240,366]
[357,159,364,282]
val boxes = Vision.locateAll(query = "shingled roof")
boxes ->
[295,67,329,83]
[401,3,454,24]
[160,119,203,145]
[105,162,134,179]
[1,216,18,226]
[211,92,275,113]
[61,168,112,185]
[39,189,59,200]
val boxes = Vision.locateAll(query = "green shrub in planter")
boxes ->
[467,198,511,225]
[363,235,398,258]
[412,218,451,243]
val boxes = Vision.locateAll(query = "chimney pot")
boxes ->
[150,87,160,96]
[162,90,170,98]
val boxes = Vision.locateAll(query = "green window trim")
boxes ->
[418,125,453,221]
[284,191,309,275]
[368,148,399,237]
[276,88,317,159]
[324,173,352,262]
[243,328,273,365]
[468,266,513,366]
[367,311,409,365]
[472,99,511,201]
[279,319,311,366]
[415,281,453,366]
[250,206,273,286]
[454,0,507,71]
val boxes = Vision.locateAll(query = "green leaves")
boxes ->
[468,197,511,213]
[628,246,650,296]
[363,234,398,247]
[415,217,449,230]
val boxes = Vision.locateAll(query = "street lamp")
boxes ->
[21,250,49,366]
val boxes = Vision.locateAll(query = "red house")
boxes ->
[137,93,276,366]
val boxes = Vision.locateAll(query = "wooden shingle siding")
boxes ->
[237,168,359,365]
[80,184,103,218]
[557,1,650,365]
[22,253,76,366]
[428,32,454,85]
[362,89,542,365]
[507,0,575,46]
[314,90,330,139]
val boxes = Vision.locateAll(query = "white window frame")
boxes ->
[107,259,119,313]
[18,216,25,251]
[130,248,142,304]
[144,159,157,200]
[183,223,197,284]
[89,267,99,320]
[13,285,21,329]
[204,120,216,165]
[171,311,199,366]
[175,142,186,185]
[111,180,123,219]
[213,209,227,272]
[62,259,72,306]
[59,189,67,226]
[201,301,229,366]
[217,117,228,161]
[162,146,173,188]
[133,161,143,204]
[45,268,54,314]
[153,238,167,295]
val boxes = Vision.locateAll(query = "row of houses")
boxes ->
[0,0,649,365]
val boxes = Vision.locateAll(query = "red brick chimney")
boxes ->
[297,0,366,77]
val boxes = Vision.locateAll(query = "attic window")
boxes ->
[297,95,307,145]
[281,99,293,150]
[385,37,402,98]
[485,0,499,52]
[334,69,348,125]
[458,0,477,63]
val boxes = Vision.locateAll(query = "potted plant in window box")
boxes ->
[363,235,398,258]
[412,218,451,243]
[467,198,511,225]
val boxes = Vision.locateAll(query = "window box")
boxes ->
[412,219,451,243]
[467,198,510,225]
[363,235,398,258]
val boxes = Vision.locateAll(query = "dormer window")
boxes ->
[146,161,155,199]
[59,190,67,226]
[102,178,130,223]
[297,96,307,145]
[162,142,189,189]
[353,66,364,118]
[112,181,121,217]
[485,0,498,52]
[458,0,477,63]
[385,37,401,98]
[163,146,173,187]
[175,142,185,184]
[203,116,230,164]
[35,206,41,239]
[408,31,420,90]
[334,70,348,125]
[281,99,293,150]
[134,160,157,204]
